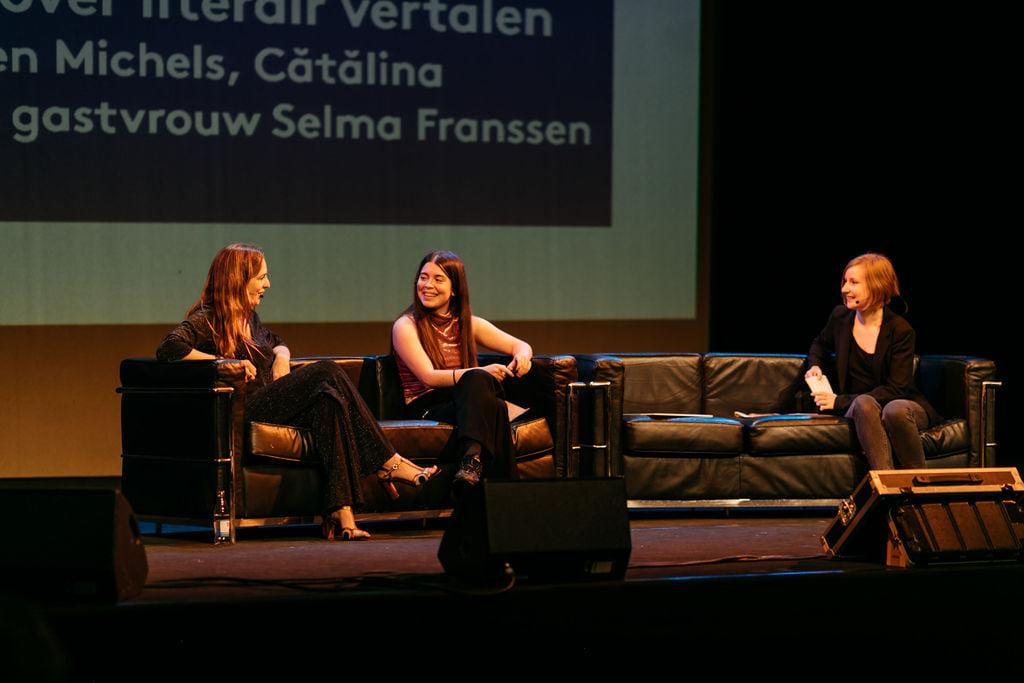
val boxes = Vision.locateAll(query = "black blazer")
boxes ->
[807,305,940,425]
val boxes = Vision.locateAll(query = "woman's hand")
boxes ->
[507,351,532,378]
[805,365,823,380]
[813,392,836,411]
[272,355,291,381]
[474,317,533,377]
[481,363,512,382]
[240,359,258,383]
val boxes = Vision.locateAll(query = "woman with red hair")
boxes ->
[158,244,436,540]
[806,253,940,470]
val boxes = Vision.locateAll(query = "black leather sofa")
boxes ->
[119,354,577,542]
[575,353,998,504]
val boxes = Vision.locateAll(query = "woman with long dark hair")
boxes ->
[391,250,533,490]
[806,253,940,469]
[157,243,437,539]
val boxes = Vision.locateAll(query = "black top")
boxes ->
[847,341,876,396]
[807,304,941,425]
[156,307,284,389]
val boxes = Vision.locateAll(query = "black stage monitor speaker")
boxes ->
[0,489,149,602]
[822,468,1024,567]
[438,478,632,584]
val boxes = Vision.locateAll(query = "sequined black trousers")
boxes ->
[245,360,394,512]
[405,369,515,479]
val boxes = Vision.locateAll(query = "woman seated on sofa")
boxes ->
[391,250,533,492]
[805,252,940,469]
[157,243,437,540]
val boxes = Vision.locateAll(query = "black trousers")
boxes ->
[245,360,394,511]
[405,369,516,479]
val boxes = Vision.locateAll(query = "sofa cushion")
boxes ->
[704,354,806,417]
[247,421,311,464]
[242,465,323,517]
[623,454,740,499]
[623,416,744,456]
[747,414,970,460]
[380,415,556,465]
[739,454,864,499]
[921,418,969,459]
[746,414,855,455]
[380,420,454,462]
[618,354,703,415]
[511,416,554,460]
[511,416,556,478]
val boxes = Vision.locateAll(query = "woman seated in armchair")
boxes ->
[157,243,437,540]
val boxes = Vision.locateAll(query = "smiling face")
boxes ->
[417,260,453,314]
[245,257,270,308]
[841,264,871,311]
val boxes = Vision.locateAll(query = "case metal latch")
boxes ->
[838,496,857,525]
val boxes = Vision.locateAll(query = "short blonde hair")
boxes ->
[844,253,900,308]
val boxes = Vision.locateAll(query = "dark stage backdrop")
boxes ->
[709,4,1014,465]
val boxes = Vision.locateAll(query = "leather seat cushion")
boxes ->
[247,415,556,468]
[380,420,454,462]
[623,416,744,456]
[746,414,969,459]
[247,421,311,464]
[921,418,969,458]
[746,414,855,455]
[512,416,554,460]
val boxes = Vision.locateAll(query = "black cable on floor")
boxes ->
[629,553,829,569]
[147,571,516,596]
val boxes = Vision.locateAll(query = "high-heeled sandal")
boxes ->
[321,506,370,541]
[377,455,440,500]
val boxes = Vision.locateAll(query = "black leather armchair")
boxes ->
[119,354,578,542]
[576,353,998,504]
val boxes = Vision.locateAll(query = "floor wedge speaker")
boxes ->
[439,478,631,584]
[0,489,149,602]
[822,468,1024,567]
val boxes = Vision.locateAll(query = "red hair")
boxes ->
[843,252,900,309]
[188,243,265,359]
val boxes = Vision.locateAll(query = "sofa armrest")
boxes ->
[119,358,248,539]
[919,355,998,467]
[575,355,625,477]
[120,356,249,391]
[118,359,248,463]
[479,353,579,477]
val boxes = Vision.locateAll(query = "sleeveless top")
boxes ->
[396,312,464,404]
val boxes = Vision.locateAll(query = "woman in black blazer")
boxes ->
[805,253,939,469]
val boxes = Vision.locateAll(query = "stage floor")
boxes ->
[10,514,1024,678]
[138,515,839,602]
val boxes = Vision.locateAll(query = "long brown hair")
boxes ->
[407,250,477,369]
[187,243,265,359]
